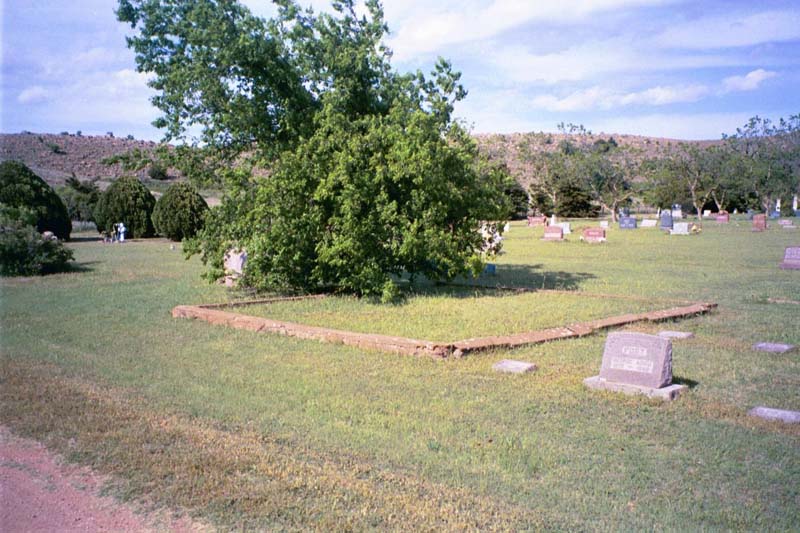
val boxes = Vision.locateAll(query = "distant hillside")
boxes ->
[0,132,174,189]
[474,132,719,190]
[1,130,719,193]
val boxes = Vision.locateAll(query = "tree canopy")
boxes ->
[119,0,508,297]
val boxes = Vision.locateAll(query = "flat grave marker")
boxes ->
[658,330,694,339]
[600,220,609,229]
[752,342,796,353]
[543,226,564,241]
[492,359,537,374]
[748,406,800,424]
[619,216,637,230]
[641,219,658,228]
[780,246,800,270]
[670,222,690,235]
[581,227,606,243]
[752,214,767,231]
[584,332,685,400]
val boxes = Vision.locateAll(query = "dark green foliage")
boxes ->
[504,181,530,220]
[153,182,208,241]
[0,161,72,240]
[555,183,599,217]
[0,207,74,275]
[58,177,100,222]
[94,176,156,238]
[147,162,169,180]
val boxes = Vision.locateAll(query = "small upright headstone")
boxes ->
[715,212,729,223]
[780,246,800,270]
[671,204,683,219]
[224,249,247,286]
[619,216,637,230]
[528,216,547,227]
[752,214,767,232]
[600,220,609,229]
[581,227,606,243]
[555,222,572,234]
[543,226,564,241]
[584,332,685,400]
[660,211,673,230]
[641,219,658,228]
[703,209,711,218]
[493,359,537,374]
[670,222,690,235]
[482,263,497,275]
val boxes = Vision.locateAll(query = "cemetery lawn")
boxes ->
[1,218,799,530]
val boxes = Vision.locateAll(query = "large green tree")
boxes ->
[119,0,508,297]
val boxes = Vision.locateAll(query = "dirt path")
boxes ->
[0,426,204,532]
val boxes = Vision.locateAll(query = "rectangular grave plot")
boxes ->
[599,332,673,389]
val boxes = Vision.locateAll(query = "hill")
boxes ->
[1,130,718,192]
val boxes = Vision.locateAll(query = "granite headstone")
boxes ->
[543,226,564,241]
[581,227,606,243]
[780,246,800,270]
[619,216,637,230]
[660,211,673,230]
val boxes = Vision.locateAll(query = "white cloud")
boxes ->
[531,84,709,111]
[655,10,800,49]
[386,0,673,61]
[721,69,777,93]
[17,86,50,104]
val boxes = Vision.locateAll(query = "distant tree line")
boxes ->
[519,115,800,220]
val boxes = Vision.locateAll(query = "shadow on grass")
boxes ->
[450,263,597,292]
[68,235,103,243]
[672,376,700,389]
[67,261,101,273]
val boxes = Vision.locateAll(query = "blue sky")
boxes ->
[2,0,799,141]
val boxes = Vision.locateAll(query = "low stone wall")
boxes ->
[173,295,716,359]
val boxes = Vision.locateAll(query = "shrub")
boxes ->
[94,176,156,238]
[147,161,169,180]
[0,161,72,240]
[0,208,74,275]
[58,177,100,222]
[152,182,208,241]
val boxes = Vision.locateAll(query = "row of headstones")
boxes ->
[493,331,799,423]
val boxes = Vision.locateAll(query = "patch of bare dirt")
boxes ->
[0,426,205,532]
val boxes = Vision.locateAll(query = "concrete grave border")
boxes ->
[173,290,716,359]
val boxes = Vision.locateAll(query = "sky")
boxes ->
[2,0,799,142]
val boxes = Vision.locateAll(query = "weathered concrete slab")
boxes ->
[658,330,695,339]
[748,406,800,424]
[583,376,685,401]
[492,360,537,374]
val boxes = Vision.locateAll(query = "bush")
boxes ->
[0,161,72,240]
[0,208,74,275]
[152,182,208,241]
[94,176,156,238]
[147,162,169,180]
[58,177,100,222]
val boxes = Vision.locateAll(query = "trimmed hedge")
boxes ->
[0,161,72,240]
[95,176,156,238]
[152,182,208,241]
[0,209,74,275]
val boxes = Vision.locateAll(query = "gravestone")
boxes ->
[671,204,683,219]
[748,406,800,424]
[658,330,694,339]
[670,222,690,235]
[483,263,497,275]
[703,209,711,218]
[492,359,537,374]
[641,219,658,228]
[527,215,547,227]
[777,219,797,229]
[660,211,673,230]
[780,246,800,270]
[581,227,606,243]
[752,214,767,232]
[619,216,637,230]
[224,249,247,275]
[600,220,609,229]
[716,212,729,223]
[584,332,685,400]
[555,222,572,234]
[543,226,564,241]
[752,342,796,353]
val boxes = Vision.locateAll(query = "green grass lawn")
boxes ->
[1,217,799,530]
